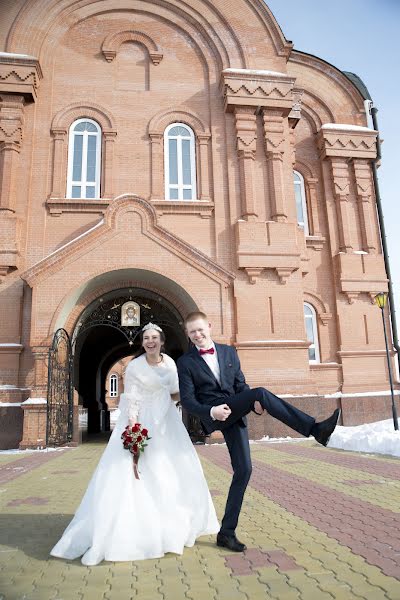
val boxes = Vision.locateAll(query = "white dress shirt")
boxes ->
[195,341,220,420]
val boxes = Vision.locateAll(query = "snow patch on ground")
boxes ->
[0,447,67,455]
[327,419,400,458]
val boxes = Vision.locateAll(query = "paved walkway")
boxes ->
[0,438,399,600]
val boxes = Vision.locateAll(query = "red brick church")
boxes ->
[0,0,396,449]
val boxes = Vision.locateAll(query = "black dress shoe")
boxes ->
[312,408,341,447]
[216,532,247,552]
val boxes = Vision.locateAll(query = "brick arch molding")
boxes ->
[51,102,117,133]
[6,0,291,68]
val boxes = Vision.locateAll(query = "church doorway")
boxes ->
[72,287,204,442]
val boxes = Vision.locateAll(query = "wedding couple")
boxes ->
[51,312,340,565]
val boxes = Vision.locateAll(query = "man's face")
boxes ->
[186,318,212,349]
[127,308,134,318]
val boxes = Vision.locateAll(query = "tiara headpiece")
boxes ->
[142,322,163,332]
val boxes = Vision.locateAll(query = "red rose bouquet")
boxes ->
[121,423,151,479]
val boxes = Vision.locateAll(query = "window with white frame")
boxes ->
[164,123,197,200]
[109,373,118,398]
[294,171,309,235]
[304,302,320,363]
[67,118,102,199]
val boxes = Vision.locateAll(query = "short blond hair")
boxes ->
[184,311,208,326]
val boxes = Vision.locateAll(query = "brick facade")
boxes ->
[0,0,397,448]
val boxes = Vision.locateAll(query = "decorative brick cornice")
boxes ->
[101,30,163,65]
[21,195,234,287]
[0,94,25,146]
[236,221,301,284]
[334,253,388,302]
[318,124,377,160]
[0,53,42,101]
[220,68,295,113]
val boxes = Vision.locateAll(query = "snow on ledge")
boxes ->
[22,398,47,405]
[0,402,22,407]
[0,51,37,60]
[223,68,289,78]
[0,343,23,348]
[325,390,400,398]
[321,123,376,132]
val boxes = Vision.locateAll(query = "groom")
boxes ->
[177,311,340,552]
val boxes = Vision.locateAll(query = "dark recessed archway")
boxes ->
[72,287,202,440]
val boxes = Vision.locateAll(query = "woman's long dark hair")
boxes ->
[135,327,166,358]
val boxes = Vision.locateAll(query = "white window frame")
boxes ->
[164,122,197,200]
[294,170,309,235]
[67,118,102,199]
[304,302,320,364]
[109,373,118,398]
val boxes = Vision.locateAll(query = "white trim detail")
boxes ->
[164,123,197,201]
[294,170,309,235]
[66,118,102,199]
[109,373,118,398]
[304,302,320,363]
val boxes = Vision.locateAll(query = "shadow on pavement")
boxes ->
[0,514,76,561]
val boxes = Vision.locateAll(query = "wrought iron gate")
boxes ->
[46,328,74,446]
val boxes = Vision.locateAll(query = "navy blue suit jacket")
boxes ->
[177,343,250,434]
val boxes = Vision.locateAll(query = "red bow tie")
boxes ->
[199,347,215,356]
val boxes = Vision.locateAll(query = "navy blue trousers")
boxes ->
[218,387,315,535]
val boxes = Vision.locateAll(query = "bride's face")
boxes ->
[142,330,162,357]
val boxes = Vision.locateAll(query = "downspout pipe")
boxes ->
[370,105,400,372]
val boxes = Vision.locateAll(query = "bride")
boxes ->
[50,323,219,565]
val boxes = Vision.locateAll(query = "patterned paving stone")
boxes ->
[1,441,400,600]
[269,442,400,480]
[0,450,69,484]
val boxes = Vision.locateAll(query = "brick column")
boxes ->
[0,94,24,212]
[234,107,258,219]
[307,177,321,237]
[197,133,211,201]
[263,109,287,222]
[149,132,163,200]
[50,128,67,197]
[329,158,353,253]
[353,159,377,253]
[19,345,49,449]
[102,131,117,198]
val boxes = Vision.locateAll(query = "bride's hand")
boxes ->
[171,392,180,403]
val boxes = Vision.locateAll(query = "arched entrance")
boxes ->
[72,287,203,441]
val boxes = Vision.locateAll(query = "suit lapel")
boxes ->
[189,346,221,386]
[214,343,227,388]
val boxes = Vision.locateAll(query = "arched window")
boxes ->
[67,119,102,199]
[109,373,118,398]
[164,123,196,200]
[294,171,309,235]
[304,303,320,363]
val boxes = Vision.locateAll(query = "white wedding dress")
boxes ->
[50,353,219,565]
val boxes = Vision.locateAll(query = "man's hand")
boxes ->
[211,404,232,421]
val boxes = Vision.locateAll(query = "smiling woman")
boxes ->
[50,321,219,565]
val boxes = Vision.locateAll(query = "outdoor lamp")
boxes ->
[374,292,399,431]
[374,292,387,309]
